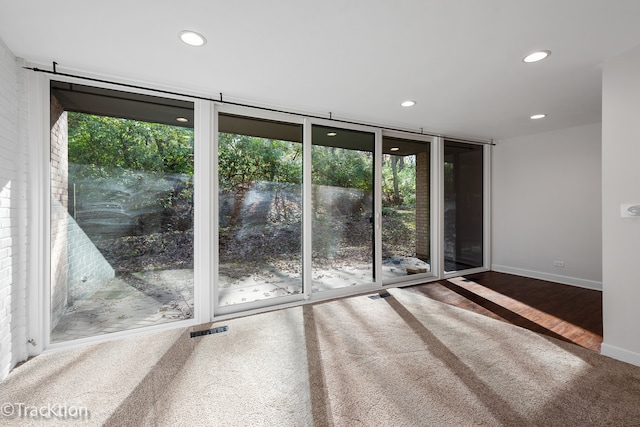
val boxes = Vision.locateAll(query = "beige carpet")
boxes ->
[1,287,639,426]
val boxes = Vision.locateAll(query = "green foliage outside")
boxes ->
[68,113,194,175]
[68,113,417,211]
[67,113,196,273]
[68,113,195,212]
[218,132,302,193]
[381,155,416,208]
[311,146,373,190]
[67,113,420,270]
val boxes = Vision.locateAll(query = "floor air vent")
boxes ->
[190,326,228,338]
[369,292,391,300]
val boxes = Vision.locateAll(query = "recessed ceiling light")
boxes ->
[176,117,189,123]
[327,132,337,137]
[523,50,551,63]
[179,30,207,47]
[401,100,416,107]
[390,147,400,151]
[530,114,547,120]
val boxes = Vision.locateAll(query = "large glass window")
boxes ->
[311,125,375,292]
[50,82,195,343]
[381,136,431,280]
[48,81,489,343]
[217,114,303,307]
[444,140,484,272]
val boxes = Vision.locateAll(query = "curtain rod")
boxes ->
[25,63,495,146]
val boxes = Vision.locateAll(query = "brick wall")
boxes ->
[50,95,68,327]
[0,39,28,381]
[49,96,115,326]
[415,151,430,261]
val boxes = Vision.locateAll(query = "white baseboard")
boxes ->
[601,343,640,367]
[491,264,602,291]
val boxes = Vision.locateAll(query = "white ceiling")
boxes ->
[2,0,640,140]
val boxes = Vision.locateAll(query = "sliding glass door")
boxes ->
[444,140,484,272]
[381,135,432,282]
[311,125,376,292]
[217,114,304,308]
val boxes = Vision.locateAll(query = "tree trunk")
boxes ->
[391,156,400,204]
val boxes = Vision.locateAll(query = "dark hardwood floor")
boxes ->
[407,271,603,352]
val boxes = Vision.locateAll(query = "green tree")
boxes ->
[311,146,373,190]
[67,113,195,232]
[68,113,194,176]
[218,133,302,193]
[382,154,416,207]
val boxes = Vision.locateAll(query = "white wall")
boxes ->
[492,123,602,290]
[0,38,29,380]
[601,44,640,366]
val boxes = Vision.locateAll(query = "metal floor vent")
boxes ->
[369,292,392,300]
[190,326,228,338]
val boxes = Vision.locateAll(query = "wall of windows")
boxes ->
[43,77,489,346]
